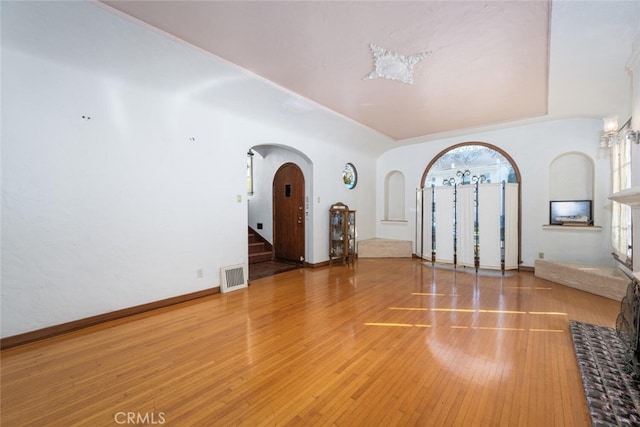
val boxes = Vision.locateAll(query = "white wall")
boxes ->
[1,2,392,337]
[2,47,249,335]
[377,119,614,268]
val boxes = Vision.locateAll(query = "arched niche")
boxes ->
[549,152,593,201]
[384,170,405,221]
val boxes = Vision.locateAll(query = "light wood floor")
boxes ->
[1,258,622,426]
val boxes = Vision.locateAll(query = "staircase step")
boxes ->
[248,226,273,264]
[249,251,273,264]
[249,242,267,254]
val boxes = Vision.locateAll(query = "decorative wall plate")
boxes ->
[342,163,357,189]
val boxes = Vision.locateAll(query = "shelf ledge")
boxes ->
[609,187,640,206]
[542,225,602,231]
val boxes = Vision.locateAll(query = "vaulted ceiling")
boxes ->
[98,1,640,142]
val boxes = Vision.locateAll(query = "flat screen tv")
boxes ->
[549,200,592,226]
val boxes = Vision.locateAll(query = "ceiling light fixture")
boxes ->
[362,44,431,85]
[601,116,639,147]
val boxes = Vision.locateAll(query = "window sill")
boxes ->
[542,225,602,231]
[381,220,408,225]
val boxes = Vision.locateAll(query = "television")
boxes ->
[549,200,593,226]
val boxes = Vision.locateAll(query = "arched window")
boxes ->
[422,143,519,187]
[418,142,521,272]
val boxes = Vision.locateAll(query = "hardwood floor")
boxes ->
[1,259,622,426]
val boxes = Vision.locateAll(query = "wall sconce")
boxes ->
[601,116,639,147]
[601,116,620,147]
[626,128,640,145]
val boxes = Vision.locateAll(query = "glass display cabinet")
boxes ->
[329,202,356,264]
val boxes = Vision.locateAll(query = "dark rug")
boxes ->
[569,320,640,426]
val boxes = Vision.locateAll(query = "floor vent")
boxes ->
[220,264,248,293]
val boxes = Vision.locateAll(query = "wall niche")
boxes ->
[548,152,594,226]
[384,170,406,221]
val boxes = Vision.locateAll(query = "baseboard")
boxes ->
[0,287,220,350]
[306,260,330,268]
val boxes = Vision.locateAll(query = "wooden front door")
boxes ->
[273,163,305,263]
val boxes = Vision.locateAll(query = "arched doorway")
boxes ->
[273,163,305,263]
[418,142,521,272]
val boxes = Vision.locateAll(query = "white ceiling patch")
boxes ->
[363,44,432,85]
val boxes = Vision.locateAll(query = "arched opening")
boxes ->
[247,144,312,280]
[417,142,521,272]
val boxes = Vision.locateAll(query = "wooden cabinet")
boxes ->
[329,202,356,264]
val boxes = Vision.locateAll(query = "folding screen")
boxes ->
[419,181,519,272]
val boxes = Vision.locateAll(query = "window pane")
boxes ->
[425,145,516,186]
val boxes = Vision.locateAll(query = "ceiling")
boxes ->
[97,1,640,142]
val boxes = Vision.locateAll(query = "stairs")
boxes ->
[248,227,273,264]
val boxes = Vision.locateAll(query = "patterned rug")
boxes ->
[569,320,640,426]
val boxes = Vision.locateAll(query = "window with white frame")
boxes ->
[247,150,254,196]
[611,138,632,266]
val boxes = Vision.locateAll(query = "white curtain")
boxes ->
[419,187,433,261]
[434,186,455,264]
[478,184,502,269]
[504,184,519,270]
[611,138,632,265]
[457,185,475,267]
